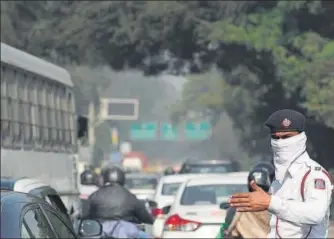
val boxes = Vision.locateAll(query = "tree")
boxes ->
[2,0,333,167]
[172,1,334,167]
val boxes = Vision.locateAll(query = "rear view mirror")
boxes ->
[219,202,230,210]
[147,200,158,208]
[78,219,102,237]
[162,205,171,214]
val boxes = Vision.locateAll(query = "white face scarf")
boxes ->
[271,132,307,182]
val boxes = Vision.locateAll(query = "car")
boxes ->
[160,174,248,238]
[226,171,249,177]
[0,177,72,223]
[124,172,160,200]
[0,190,103,238]
[151,173,220,238]
[178,158,238,174]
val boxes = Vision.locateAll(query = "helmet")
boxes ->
[102,166,125,186]
[80,170,96,185]
[164,167,175,176]
[248,161,275,192]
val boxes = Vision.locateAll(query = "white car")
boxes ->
[226,171,249,177]
[151,174,221,238]
[125,173,160,200]
[161,174,248,238]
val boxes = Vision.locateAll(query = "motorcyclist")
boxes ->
[217,161,274,238]
[84,166,154,238]
[80,168,99,218]
[80,165,96,185]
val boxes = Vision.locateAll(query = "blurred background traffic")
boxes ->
[1,0,334,238]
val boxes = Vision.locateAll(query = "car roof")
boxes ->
[1,190,45,204]
[185,174,247,186]
[227,171,249,177]
[126,173,160,179]
[160,173,220,183]
[184,158,232,165]
[1,177,48,192]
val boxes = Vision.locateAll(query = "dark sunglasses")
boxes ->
[271,134,295,140]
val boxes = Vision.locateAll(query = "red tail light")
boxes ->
[163,214,201,232]
[151,208,164,217]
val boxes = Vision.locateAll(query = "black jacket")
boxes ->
[84,184,154,225]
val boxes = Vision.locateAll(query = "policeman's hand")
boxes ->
[228,180,271,212]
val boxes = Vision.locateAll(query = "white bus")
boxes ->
[0,42,80,213]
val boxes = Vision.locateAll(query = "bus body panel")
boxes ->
[1,42,79,212]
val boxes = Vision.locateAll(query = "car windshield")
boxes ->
[125,178,157,189]
[180,184,247,205]
[183,164,233,174]
[161,183,181,195]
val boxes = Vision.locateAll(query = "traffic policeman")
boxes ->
[228,109,333,238]
[220,161,274,238]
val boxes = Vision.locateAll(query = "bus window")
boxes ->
[50,85,58,149]
[58,87,66,150]
[23,75,33,145]
[41,81,49,148]
[62,91,70,149]
[18,73,28,145]
[29,77,38,145]
[46,83,55,148]
[68,92,76,149]
[36,79,44,147]
[4,67,14,145]
[1,67,9,143]
[9,68,21,144]
[55,85,63,150]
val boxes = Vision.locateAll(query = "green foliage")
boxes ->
[172,1,334,165]
[1,0,333,167]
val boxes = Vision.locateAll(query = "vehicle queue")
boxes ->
[1,42,331,239]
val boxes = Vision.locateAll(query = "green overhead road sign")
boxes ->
[130,122,157,140]
[184,122,211,140]
[130,121,211,141]
[160,123,179,140]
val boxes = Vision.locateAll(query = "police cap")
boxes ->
[265,109,306,133]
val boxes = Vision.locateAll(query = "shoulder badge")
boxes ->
[314,178,326,190]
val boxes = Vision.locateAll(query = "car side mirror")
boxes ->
[78,219,102,237]
[147,200,158,208]
[162,205,171,214]
[219,202,230,210]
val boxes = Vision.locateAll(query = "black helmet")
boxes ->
[164,167,175,176]
[80,170,96,185]
[102,166,125,186]
[248,161,275,192]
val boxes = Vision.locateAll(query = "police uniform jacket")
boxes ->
[267,152,333,238]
